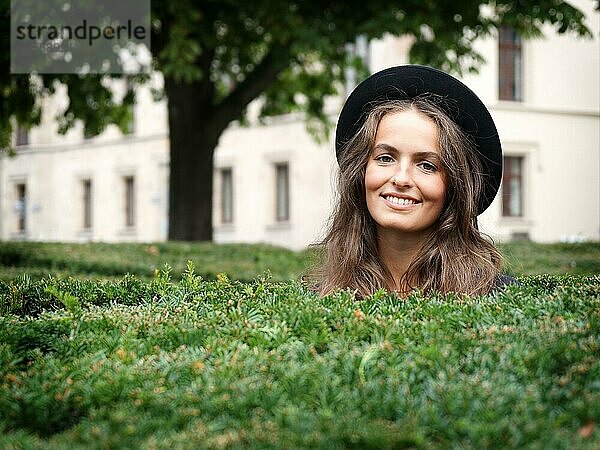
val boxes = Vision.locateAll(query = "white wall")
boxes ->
[479,107,599,242]
[213,115,337,249]
[473,0,600,242]
[1,1,598,247]
[0,137,169,242]
[0,76,170,243]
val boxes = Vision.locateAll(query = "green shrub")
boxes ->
[499,242,600,276]
[0,241,598,283]
[0,272,598,449]
[0,242,311,282]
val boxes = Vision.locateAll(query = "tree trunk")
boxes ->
[165,77,222,241]
[163,48,288,241]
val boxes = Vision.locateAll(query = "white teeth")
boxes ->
[385,196,416,205]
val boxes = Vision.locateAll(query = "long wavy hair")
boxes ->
[311,95,502,297]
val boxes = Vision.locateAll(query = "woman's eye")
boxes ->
[375,154,394,163]
[418,161,437,172]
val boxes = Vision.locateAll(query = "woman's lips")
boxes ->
[382,194,421,209]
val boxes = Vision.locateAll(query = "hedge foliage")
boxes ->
[0,266,598,449]
[0,241,598,282]
[0,242,310,282]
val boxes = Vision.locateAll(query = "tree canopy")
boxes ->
[0,0,594,240]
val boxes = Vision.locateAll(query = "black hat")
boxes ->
[335,65,502,215]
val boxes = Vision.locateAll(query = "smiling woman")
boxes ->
[365,109,446,237]
[311,65,515,297]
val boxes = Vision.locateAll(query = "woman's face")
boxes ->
[364,108,446,238]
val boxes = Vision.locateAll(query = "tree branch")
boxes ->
[212,47,290,132]
[196,46,216,107]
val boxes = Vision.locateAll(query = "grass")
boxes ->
[500,242,600,276]
[0,241,598,282]
[0,241,310,282]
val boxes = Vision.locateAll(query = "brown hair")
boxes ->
[311,96,502,297]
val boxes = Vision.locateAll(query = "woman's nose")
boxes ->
[391,164,413,187]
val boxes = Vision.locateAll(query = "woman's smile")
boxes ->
[381,193,420,209]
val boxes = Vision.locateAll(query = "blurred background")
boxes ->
[1,0,598,250]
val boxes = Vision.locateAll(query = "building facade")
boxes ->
[1,3,598,249]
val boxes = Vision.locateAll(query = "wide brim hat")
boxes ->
[335,65,502,215]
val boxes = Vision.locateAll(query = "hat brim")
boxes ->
[335,65,502,215]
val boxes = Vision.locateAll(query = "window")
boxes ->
[124,77,135,135]
[16,125,29,146]
[220,168,233,224]
[15,183,26,233]
[124,176,135,227]
[499,26,522,101]
[275,163,289,222]
[502,156,524,217]
[82,179,92,229]
[344,35,370,97]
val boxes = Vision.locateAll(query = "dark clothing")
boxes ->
[308,274,520,296]
[491,274,520,292]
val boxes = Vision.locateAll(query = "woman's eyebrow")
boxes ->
[412,151,441,160]
[372,144,440,159]
[372,143,397,153]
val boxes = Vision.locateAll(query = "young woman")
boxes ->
[313,65,516,297]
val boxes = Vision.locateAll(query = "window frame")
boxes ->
[275,163,290,222]
[82,179,93,230]
[220,168,234,224]
[124,77,135,135]
[498,26,523,102]
[502,155,524,218]
[16,125,29,146]
[124,175,136,228]
[15,183,27,233]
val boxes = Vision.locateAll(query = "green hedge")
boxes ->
[0,270,598,449]
[0,242,311,282]
[0,241,598,282]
